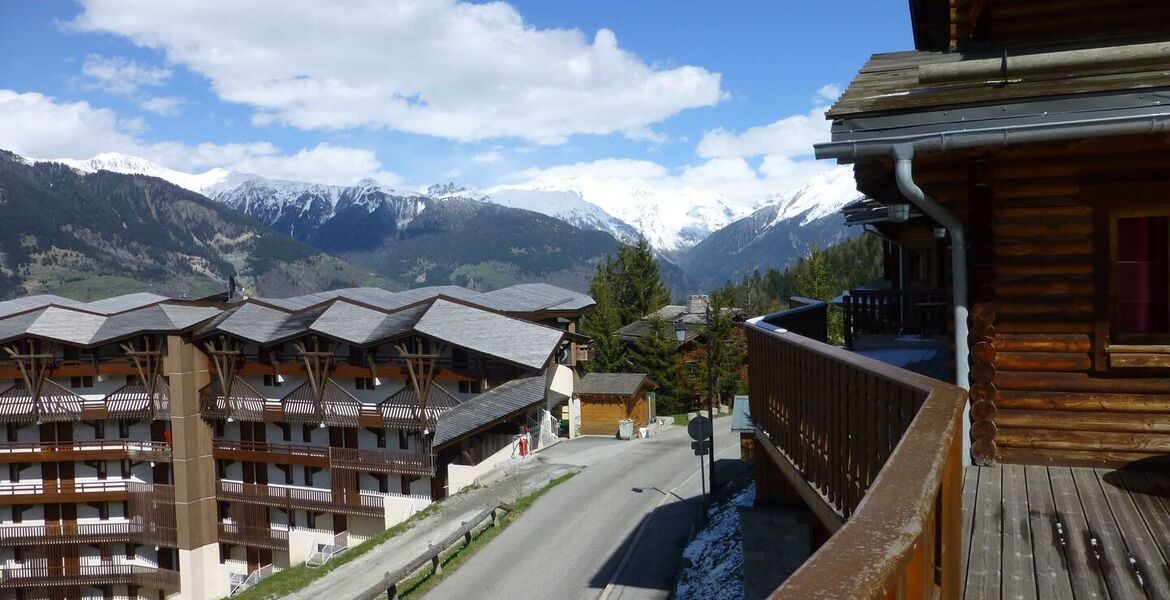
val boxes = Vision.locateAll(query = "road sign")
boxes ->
[691,440,709,456]
[687,415,712,441]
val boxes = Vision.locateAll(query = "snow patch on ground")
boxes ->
[675,483,756,600]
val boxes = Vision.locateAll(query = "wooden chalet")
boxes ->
[746,2,1170,599]
[574,372,656,436]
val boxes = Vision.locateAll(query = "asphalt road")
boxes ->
[423,416,742,600]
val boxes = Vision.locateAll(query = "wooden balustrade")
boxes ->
[216,480,387,517]
[0,563,180,590]
[0,480,131,504]
[0,521,136,545]
[747,303,967,600]
[0,440,171,463]
[212,438,330,467]
[328,446,435,477]
[844,289,949,349]
[218,522,290,550]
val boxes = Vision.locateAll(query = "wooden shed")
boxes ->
[575,373,656,436]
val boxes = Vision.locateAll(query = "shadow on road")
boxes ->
[587,458,751,594]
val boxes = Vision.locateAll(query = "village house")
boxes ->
[573,372,656,437]
[745,2,1170,599]
[0,283,591,600]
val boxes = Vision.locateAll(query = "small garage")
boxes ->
[575,373,656,436]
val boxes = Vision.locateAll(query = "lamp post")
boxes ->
[704,303,715,493]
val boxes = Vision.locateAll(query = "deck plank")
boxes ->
[1050,467,1110,600]
[1071,468,1146,600]
[1002,465,1038,600]
[1124,471,1170,562]
[1098,469,1170,600]
[966,466,1002,599]
[962,466,979,586]
[1024,465,1074,600]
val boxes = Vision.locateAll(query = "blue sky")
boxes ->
[0,0,910,205]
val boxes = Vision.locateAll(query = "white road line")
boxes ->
[596,437,740,600]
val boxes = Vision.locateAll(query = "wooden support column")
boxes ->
[969,303,998,466]
[395,337,442,432]
[293,336,336,419]
[122,336,165,418]
[3,339,54,422]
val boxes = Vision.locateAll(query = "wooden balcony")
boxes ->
[0,440,171,463]
[0,480,131,504]
[843,288,949,349]
[218,521,290,551]
[0,521,135,545]
[328,447,434,477]
[746,301,967,599]
[213,439,330,467]
[0,564,180,591]
[216,480,388,518]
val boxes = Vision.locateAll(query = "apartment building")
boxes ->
[0,284,591,600]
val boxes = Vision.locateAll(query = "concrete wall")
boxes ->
[447,435,525,495]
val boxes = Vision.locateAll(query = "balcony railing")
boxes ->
[0,563,180,591]
[746,301,966,600]
[216,480,391,518]
[0,480,131,502]
[0,521,136,545]
[218,522,290,551]
[0,440,171,463]
[213,439,330,466]
[328,447,435,477]
[843,289,949,349]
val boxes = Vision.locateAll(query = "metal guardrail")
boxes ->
[354,504,509,600]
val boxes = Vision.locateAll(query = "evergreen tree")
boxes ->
[580,260,626,373]
[630,316,683,414]
[678,289,747,406]
[611,238,671,325]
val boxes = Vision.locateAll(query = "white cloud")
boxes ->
[815,84,842,102]
[69,0,724,144]
[0,89,399,186]
[82,54,171,96]
[139,96,184,116]
[696,104,830,160]
[470,150,503,164]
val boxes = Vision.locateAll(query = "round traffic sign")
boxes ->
[687,415,712,441]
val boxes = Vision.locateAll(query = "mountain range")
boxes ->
[9,150,863,299]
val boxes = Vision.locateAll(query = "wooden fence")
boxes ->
[844,289,949,349]
[747,302,967,599]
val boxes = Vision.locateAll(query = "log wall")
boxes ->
[875,135,1170,467]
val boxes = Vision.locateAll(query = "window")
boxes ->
[120,459,130,479]
[284,467,294,485]
[458,380,482,394]
[452,348,469,370]
[398,429,410,450]
[95,461,107,480]
[70,376,94,389]
[355,377,376,390]
[8,463,19,483]
[118,421,130,438]
[302,424,313,443]
[1116,215,1170,337]
[281,424,292,442]
[375,429,387,448]
[93,421,105,440]
[6,423,16,443]
[303,466,314,486]
[97,501,109,520]
[262,374,282,387]
[125,374,141,386]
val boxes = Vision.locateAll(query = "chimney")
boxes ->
[687,294,709,314]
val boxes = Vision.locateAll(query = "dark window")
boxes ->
[118,421,130,438]
[94,421,105,439]
[303,466,313,486]
[63,346,80,362]
[458,380,482,394]
[1116,216,1170,335]
[398,429,410,450]
[355,377,376,390]
[377,475,389,494]
[284,467,294,485]
[214,420,225,437]
[97,502,109,520]
[13,545,23,562]
[127,543,136,560]
[8,463,19,483]
[263,374,282,387]
[302,425,312,443]
[12,505,22,524]
[6,423,16,442]
[95,461,107,480]
[120,459,130,479]
[452,348,469,370]
[375,429,386,448]
[281,424,292,442]
[70,376,94,389]
[306,511,316,529]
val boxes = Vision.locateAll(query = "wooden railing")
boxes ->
[843,289,949,349]
[747,302,966,599]
[218,521,291,550]
[0,563,180,591]
[0,521,136,545]
[216,480,390,518]
[0,440,171,462]
[329,447,435,477]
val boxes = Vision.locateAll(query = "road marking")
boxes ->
[596,437,740,600]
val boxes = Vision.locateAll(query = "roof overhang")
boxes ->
[817,89,1170,164]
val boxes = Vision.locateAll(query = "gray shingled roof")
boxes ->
[414,300,565,371]
[576,373,654,397]
[433,376,546,447]
[259,283,593,316]
[0,295,220,347]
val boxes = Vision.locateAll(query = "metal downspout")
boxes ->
[892,145,971,465]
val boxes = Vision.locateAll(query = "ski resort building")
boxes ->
[0,283,591,600]
[746,2,1170,599]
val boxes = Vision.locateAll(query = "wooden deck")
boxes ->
[962,465,1170,600]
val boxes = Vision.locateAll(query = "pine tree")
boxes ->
[677,289,747,406]
[630,316,683,414]
[580,260,626,373]
[611,238,671,326]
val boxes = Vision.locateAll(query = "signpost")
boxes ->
[688,415,712,496]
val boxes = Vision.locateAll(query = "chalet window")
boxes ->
[8,463,19,483]
[306,511,316,529]
[70,376,94,389]
[302,424,313,443]
[13,546,22,563]
[262,374,282,387]
[93,421,105,439]
[458,380,482,394]
[11,505,21,524]
[284,467,294,485]
[120,459,130,479]
[97,501,109,519]
[303,466,314,486]
[127,542,136,560]
[355,377,376,390]
[6,423,16,442]
[452,348,469,370]
[375,429,387,448]
[95,461,107,480]
[118,421,130,438]
[63,346,80,363]
[398,429,410,450]
[1115,216,1170,337]
[281,424,292,442]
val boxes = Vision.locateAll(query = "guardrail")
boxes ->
[0,440,171,462]
[0,521,136,545]
[355,504,509,600]
[747,302,966,599]
[218,522,291,550]
[0,563,180,591]
[328,447,435,477]
[843,289,949,348]
[216,481,391,517]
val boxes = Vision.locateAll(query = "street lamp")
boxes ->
[704,303,715,494]
[674,320,687,344]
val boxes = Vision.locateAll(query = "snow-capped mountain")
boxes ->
[45,152,231,195]
[681,166,863,290]
[480,188,639,242]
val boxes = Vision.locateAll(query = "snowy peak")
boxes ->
[42,152,230,194]
[759,166,860,227]
[481,187,638,242]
